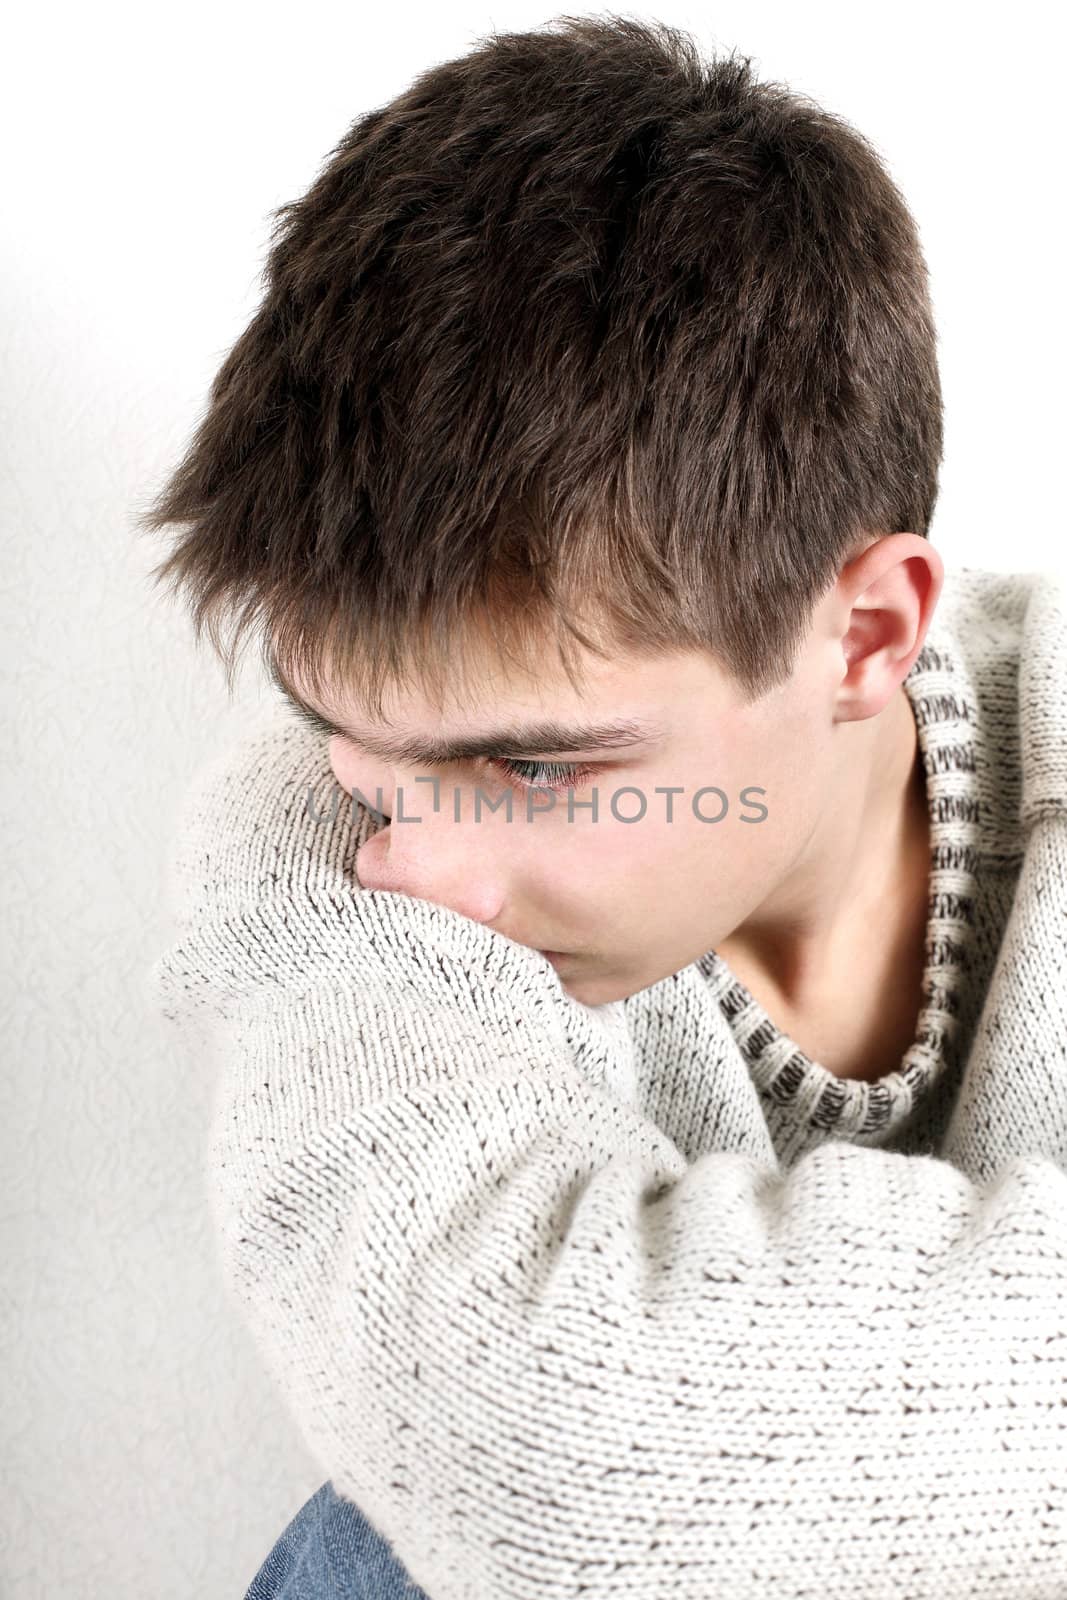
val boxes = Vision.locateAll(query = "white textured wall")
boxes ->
[3,3,1061,1596]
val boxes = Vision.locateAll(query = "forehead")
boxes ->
[275,632,764,772]
[289,629,734,730]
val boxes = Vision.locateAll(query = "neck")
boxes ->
[718,685,929,1011]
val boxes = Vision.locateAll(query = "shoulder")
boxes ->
[935,565,1038,644]
[926,566,1067,854]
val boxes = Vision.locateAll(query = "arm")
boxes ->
[154,709,1067,1600]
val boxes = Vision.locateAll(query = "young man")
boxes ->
[143,17,1067,1599]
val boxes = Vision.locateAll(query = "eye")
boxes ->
[488,758,595,794]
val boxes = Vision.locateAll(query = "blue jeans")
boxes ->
[244,1481,432,1599]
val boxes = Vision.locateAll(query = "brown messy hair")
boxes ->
[136,13,943,718]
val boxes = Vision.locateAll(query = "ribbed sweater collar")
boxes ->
[695,592,1013,1148]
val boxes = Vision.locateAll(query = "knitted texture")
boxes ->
[153,566,1067,1599]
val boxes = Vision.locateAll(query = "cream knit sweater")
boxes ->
[153,566,1067,1599]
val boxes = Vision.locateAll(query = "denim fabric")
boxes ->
[244,1481,432,1599]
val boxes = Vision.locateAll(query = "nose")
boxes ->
[353,819,507,926]
[329,740,507,925]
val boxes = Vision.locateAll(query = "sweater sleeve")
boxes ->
[153,709,1067,1600]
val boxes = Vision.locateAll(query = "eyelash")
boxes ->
[487,757,595,794]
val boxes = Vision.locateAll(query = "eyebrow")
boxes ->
[268,659,664,764]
